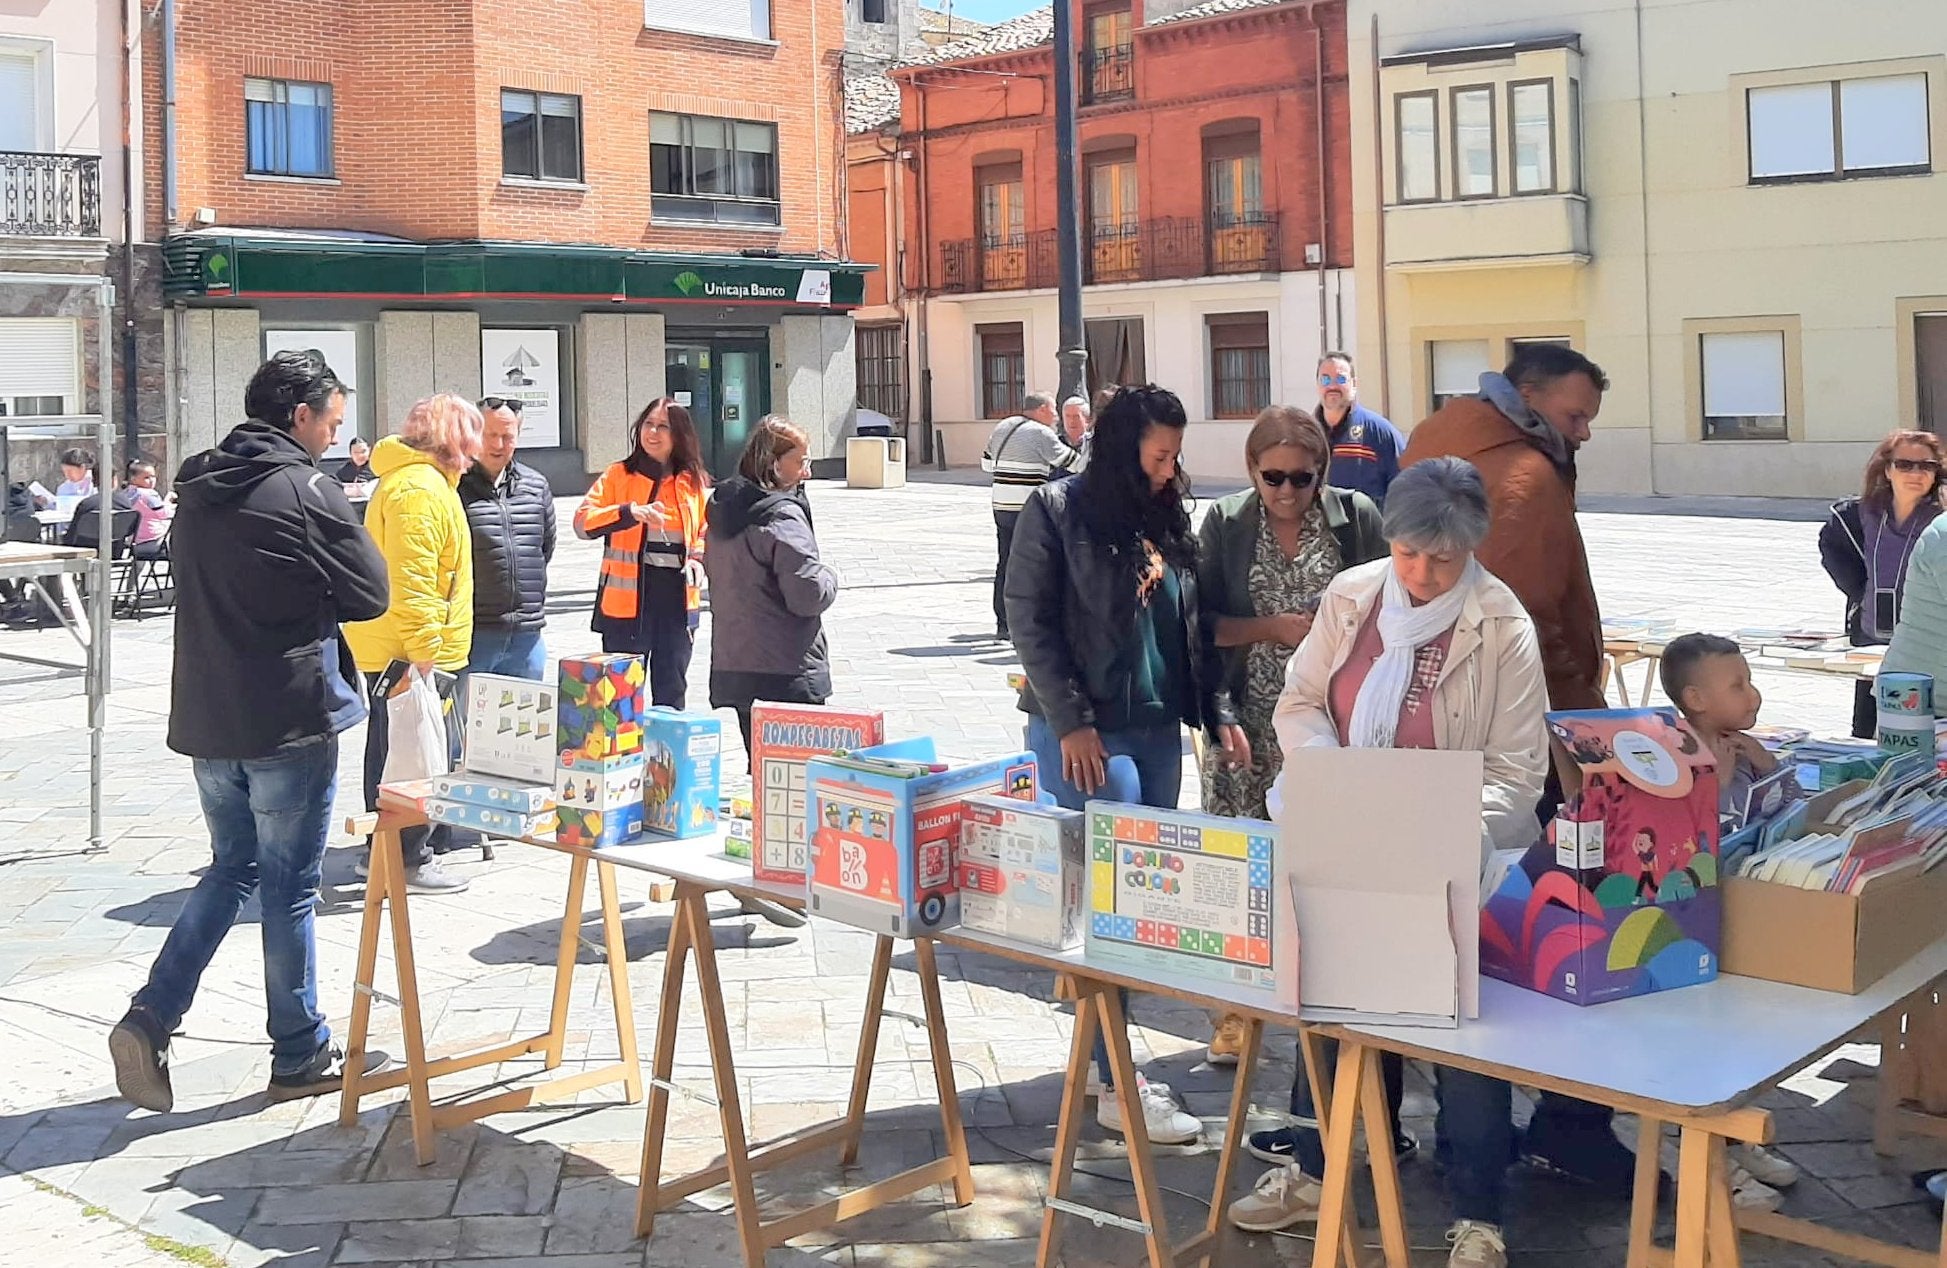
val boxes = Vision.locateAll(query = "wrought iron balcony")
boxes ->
[937,213,1280,294]
[1082,42,1134,104]
[0,152,103,238]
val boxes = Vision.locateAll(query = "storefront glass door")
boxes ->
[666,333,770,477]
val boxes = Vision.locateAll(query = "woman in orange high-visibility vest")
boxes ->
[574,398,710,707]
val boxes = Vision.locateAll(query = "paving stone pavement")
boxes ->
[0,473,1939,1267]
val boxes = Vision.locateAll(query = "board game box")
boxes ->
[957,796,1085,949]
[558,654,646,762]
[642,708,721,839]
[1083,802,1278,994]
[464,673,557,783]
[554,753,646,847]
[750,704,885,886]
[806,740,1037,937]
[431,773,553,815]
[426,798,556,839]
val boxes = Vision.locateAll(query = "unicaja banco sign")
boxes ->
[668,266,835,304]
[674,270,790,300]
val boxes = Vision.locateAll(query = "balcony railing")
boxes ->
[0,152,102,238]
[1082,42,1135,104]
[939,213,1280,294]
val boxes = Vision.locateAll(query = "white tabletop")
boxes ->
[1330,935,1947,1112]
[574,829,810,908]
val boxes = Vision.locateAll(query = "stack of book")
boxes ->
[1731,753,1947,894]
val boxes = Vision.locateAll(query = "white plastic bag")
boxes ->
[382,668,451,784]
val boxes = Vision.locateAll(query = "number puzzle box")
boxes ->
[642,708,721,840]
[463,673,557,784]
[958,796,1085,950]
[1480,708,1721,1007]
[750,704,885,886]
[806,739,1037,937]
[1083,802,1278,995]
[557,654,646,762]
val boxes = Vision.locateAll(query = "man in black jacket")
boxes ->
[460,397,555,681]
[109,350,393,1113]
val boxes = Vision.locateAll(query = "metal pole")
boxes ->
[91,278,115,851]
[1052,1,1087,403]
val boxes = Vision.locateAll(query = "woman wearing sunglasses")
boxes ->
[1821,430,1947,737]
[1193,405,1386,1066]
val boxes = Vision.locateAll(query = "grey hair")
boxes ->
[1061,395,1090,416]
[1022,392,1056,414]
[1381,457,1491,554]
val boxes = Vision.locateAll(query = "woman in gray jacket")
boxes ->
[704,415,839,756]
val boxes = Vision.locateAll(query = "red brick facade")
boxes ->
[142,0,846,255]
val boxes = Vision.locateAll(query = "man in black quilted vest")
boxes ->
[460,397,557,681]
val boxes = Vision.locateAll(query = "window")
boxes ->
[861,0,887,22]
[1567,79,1584,193]
[1429,339,1490,412]
[1509,81,1554,194]
[1085,317,1145,399]
[651,112,780,225]
[1209,314,1271,419]
[976,162,1026,289]
[1701,331,1788,440]
[1084,6,1134,104]
[0,318,79,417]
[643,0,770,42]
[1511,335,1573,352]
[1088,151,1140,281]
[856,325,904,421]
[1205,131,1263,228]
[1748,73,1931,182]
[245,78,333,178]
[977,324,1025,420]
[1918,313,1947,435]
[0,48,42,151]
[1451,86,1496,198]
[501,91,582,183]
[1395,92,1439,203]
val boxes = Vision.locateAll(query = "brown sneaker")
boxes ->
[1207,1013,1248,1067]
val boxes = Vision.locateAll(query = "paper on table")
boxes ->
[1292,878,1458,1024]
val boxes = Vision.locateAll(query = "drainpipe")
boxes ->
[1311,5,1329,359]
[161,0,177,229]
[1368,11,1392,418]
[914,77,937,467]
[119,0,140,470]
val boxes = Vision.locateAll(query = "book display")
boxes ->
[749,704,885,885]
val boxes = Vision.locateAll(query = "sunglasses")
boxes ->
[1259,468,1317,489]
[1892,458,1940,474]
[640,422,673,435]
[1318,373,1350,387]
[479,396,525,414]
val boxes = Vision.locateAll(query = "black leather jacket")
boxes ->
[458,460,556,631]
[1002,477,1235,740]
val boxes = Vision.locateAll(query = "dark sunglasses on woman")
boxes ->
[1259,468,1317,489]
[1891,457,1940,474]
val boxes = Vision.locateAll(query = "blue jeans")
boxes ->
[1027,714,1184,1087]
[465,627,547,681]
[133,738,338,1075]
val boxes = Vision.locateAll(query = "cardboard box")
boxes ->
[426,798,556,839]
[724,816,754,860]
[806,740,1037,937]
[750,704,885,887]
[1481,708,1722,1007]
[957,796,1085,950]
[463,673,557,783]
[431,773,553,815]
[641,708,722,839]
[558,654,646,762]
[378,779,437,814]
[553,753,646,847]
[1722,865,1947,993]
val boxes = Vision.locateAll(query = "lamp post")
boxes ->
[1051,1,1087,404]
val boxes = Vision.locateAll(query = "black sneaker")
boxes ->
[1520,1113,1641,1198]
[1245,1124,1418,1167]
[267,1044,393,1102]
[108,1006,173,1113]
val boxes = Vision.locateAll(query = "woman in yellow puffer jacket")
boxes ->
[345,393,484,892]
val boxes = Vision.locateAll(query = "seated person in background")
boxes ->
[126,460,174,560]
[32,447,97,509]
[336,437,376,487]
[63,480,140,548]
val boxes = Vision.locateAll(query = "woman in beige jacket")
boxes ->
[1231,456,1551,1268]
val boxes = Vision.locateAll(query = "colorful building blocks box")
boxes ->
[558,654,646,762]
[426,798,556,840]
[750,703,885,886]
[1480,708,1722,1006]
[431,773,553,815]
[1083,803,1279,994]
[957,796,1085,950]
[807,740,1037,937]
[553,753,646,847]
[463,673,557,783]
[642,708,722,839]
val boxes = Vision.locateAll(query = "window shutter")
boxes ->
[1208,313,1268,351]
[1748,83,1836,177]
[0,51,39,151]
[1430,340,1490,398]
[644,0,770,41]
[1702,331,1786,418]
[1840,74,1930,171]
[0,318,80,401]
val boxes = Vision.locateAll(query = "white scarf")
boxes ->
[1346,557,1480,750]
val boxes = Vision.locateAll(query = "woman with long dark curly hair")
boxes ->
[1002,383,1249,1146]
[574,398,711,707]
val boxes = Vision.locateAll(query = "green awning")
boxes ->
[161,234,871,308]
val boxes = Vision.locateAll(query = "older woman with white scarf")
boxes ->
[1229,457,1549,1268]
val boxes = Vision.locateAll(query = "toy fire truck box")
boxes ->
[1480,708,1722,1007]
[431,773,553,815]
[426,798,557,840]
[642,708,722,839]
[750,703,886,886]
[557,654,646,763]
[806,740,1038,937]
[553,753,647,847]
[957,796,1085,949]
[463,673,557,783]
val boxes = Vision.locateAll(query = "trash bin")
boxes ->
[846,436,907,489]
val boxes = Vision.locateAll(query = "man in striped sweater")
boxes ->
[982,392,1072,640]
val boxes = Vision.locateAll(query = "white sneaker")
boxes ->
[1729,1162,1783,1213]
[1096,1074,1201,1145]
[1732,1143,1800,1188]
[1086,1069,1171,1100]
[1227,1164,1322,1232]
[1446,1220,1507,1268]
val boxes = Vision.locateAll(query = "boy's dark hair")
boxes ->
[1659,632,1742,709]
[245,349,348,431]
[58,446,92,468]
[1505,343,1610,395]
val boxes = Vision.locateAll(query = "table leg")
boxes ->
[840,934,895,1167]
[595,861,644,1103]
[1034,974,1100,1268]
[1675,1125,1713,1268]
[1099,985,1176,1268]
[1877,1004,1918,1157]
[378,828,437,1166]
[1627,1115,1664,1268]
[1361,1047,1410,1268]
[1299,1027,1369,1268]
[543,852,591,1070]
[1704,1134,1743,1268]
[52,574,89,648]
[337,825,392,1129]
[682,886,766,1267]
[1190,1015,1263,1268]
[1310,1040,1369,1268]
[913,938,975,1206]
[633,882,695,1239]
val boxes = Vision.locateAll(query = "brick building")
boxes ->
[147,0,868,486]
[876,0,1355,479]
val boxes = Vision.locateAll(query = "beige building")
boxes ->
[1348,0,1947,497]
